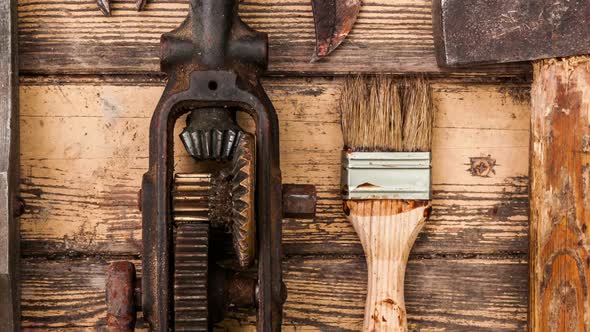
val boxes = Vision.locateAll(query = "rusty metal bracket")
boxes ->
[282,184,316,219]
[104,1,322,330]
[139,0,283,330]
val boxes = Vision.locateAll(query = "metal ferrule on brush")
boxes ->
[341,151,431,200]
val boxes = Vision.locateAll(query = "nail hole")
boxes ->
[208,81,218,91]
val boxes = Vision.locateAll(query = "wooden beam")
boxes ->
[530,57,590,331]
[17,81,531,257]
[16,0,530,77]
[0,0,20,329]
[20,256,528,330]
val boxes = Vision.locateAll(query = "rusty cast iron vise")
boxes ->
[105,0,316,330]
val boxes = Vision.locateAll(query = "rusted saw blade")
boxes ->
[311,0,361,61]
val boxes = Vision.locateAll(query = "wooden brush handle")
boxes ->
[346,200,430,332]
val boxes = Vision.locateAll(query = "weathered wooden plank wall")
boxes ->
[19,77,530,330]
[16,0,532,330]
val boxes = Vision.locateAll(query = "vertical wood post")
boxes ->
[530,57,590,331]
[0,0,20,329]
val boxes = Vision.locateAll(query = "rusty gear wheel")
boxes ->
[173,223,209,331]
[229,133,256,268]
[172,173,212,331]
[179,108,243,161]
[170,133,255,329]
[192,133,256,268]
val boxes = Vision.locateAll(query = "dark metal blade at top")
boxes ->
[433,0,590,66]
[311,0,361,62]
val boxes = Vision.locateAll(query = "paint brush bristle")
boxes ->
[341,76,368,151]
[340,75,434,152]
[402,76,434,152]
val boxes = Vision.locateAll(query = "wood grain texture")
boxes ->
[17,0,530,76]
[17,79,530,257]
[20,256,528,331]
[346,200,430,331]
[18,77,531,330]
[0,0,20,329]
[530,58,590,332]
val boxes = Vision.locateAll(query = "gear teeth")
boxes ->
[172,174,211,331]
[230,134,256,268]
[173,223,209,331]
[172,174,212,223]
[180,128,243,161]
[176,130,255,269]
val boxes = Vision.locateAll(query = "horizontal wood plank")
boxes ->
[18,78,531,257]
[20,256,528,330]
[17,0,531,76]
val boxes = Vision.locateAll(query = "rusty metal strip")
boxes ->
[0,0,20,329]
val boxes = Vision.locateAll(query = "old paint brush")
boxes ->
[341,76,434,331]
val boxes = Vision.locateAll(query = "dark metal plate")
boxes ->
[433,0,590,66]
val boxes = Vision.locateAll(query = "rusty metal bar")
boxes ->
[282,184,317,219]
[106,262,138,332]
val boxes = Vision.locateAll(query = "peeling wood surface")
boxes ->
[18,77,531,330]
[17,0,531,76]
[529,58,590,332]
[20,256,528,331]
